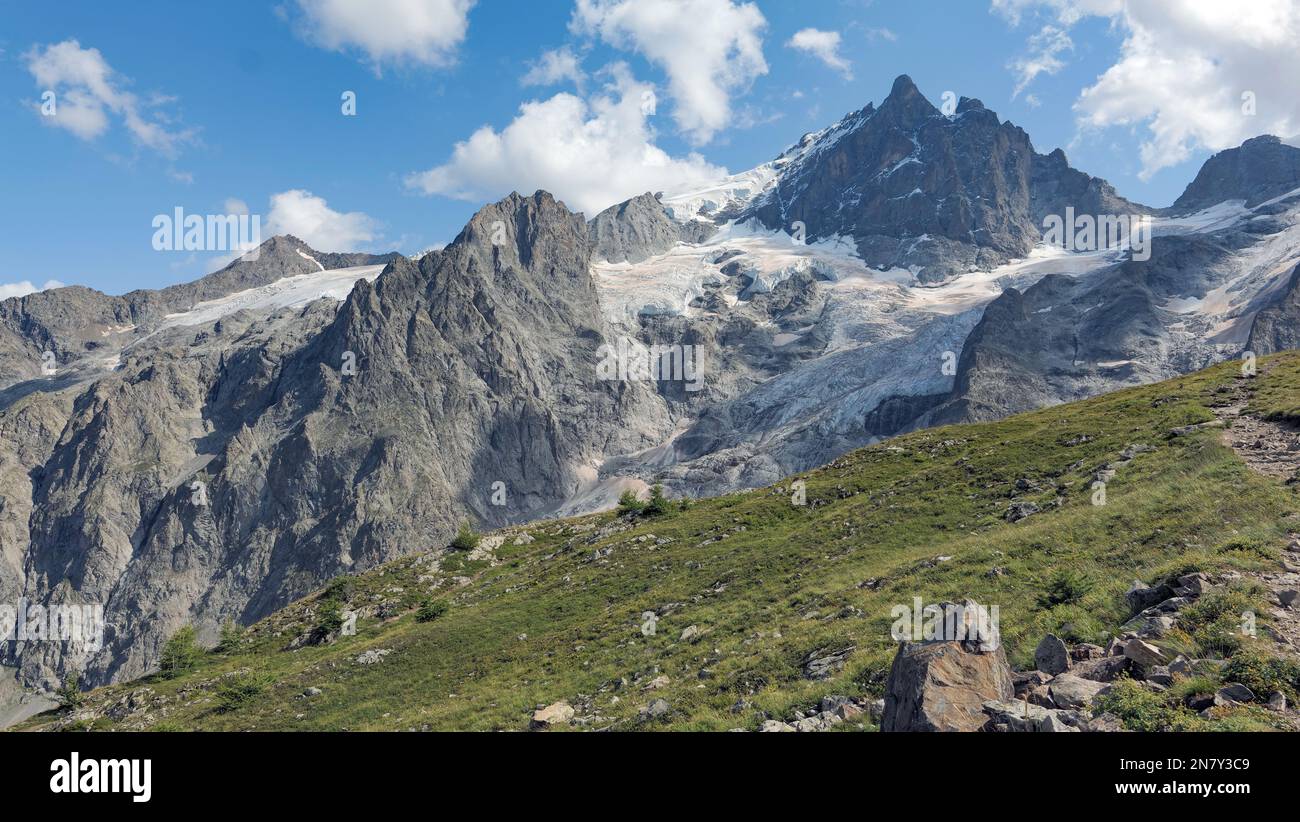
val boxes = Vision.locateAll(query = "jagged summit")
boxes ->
[732,73,1139,281]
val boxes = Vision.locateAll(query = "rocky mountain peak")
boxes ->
[875,73,940,128]
[737,73,1135,281]
[1173,134,1300,212]
[588,191,686,264]
[447,190,591,280]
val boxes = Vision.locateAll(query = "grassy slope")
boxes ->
[22,353,1300,732]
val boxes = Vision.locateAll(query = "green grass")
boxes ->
[19,353,1300,732]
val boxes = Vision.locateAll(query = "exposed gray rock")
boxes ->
[759,719,796,732]
[1047,674,1107,710]
[588,192,688,264]
[1174,135,1300,212]
[1123,638,1169,668]
[4,192,671,690]
[1034,634,1071,676]
[802,645,855,680]
[1216,683,1256,704]
[741,76,1142,282]
[1071,655,1130,682]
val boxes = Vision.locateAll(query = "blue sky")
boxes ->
[2,0,1296,294]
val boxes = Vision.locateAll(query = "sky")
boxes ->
[1,0,1298,295]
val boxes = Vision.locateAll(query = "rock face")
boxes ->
[0,235,397,388]
[740,75,1140,282]
[1247,263,1300,355]
[881,635,1013,732]
[588,192,701,263]
[1173,135,1300,212]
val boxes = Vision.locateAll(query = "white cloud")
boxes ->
[991,0,1121,26]
[266,190,381,251]
[404,65,728,216]
[1009,25,1072,97]
[786,28,853,80]
[866,27,898,43]
[994,0,1300,179]
[291,0,475,69]
[24,40,192,156]
[522,46,586,88]
[571,0,768,145]
[0,280,66,301]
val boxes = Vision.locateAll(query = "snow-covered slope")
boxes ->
[155,264,385,331]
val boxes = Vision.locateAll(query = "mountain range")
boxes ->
[3,74,1300,699]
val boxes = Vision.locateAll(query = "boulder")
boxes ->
[531,701,575,729]
[1216,683,1256,705]
[1048,674,1108,710]
[1126,579,1174,613]
[819,695,852,713]
[1034,634,1071,676]
[802,646,855,680]
[1135,615,1175,638]
[759,719,796,732]
[1268,691,1288,711]
[982,700,1077,732]
[1072,655,1130,682]
[1277,589,1299,608]
[1070,643,1104,661]
[1005,501,1039,522]
[1122,638,1168,667]
[1038,711,1081,733]
[1173,573,1209,597]
[1012,670,1052,696]
[881,638,1013,732]
[1145,666,1174,687]
[1083,712,1126,732]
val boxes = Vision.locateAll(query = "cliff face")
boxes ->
[740,76,1139,282]
[1173,135,1300,212]
[3,193,671,688]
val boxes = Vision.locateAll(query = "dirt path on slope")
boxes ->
[1210,371,1300,670]
[1212,375,1300,481]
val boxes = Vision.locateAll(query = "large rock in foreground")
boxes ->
[882,637,1013,732]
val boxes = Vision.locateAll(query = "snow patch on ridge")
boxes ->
[157,264,384,331]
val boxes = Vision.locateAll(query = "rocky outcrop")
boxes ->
[881,601,1012,732]
[1247,263,1300,355]
[0,235,397,391]
[1173,135,1300,212]
[588,192,694,263]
